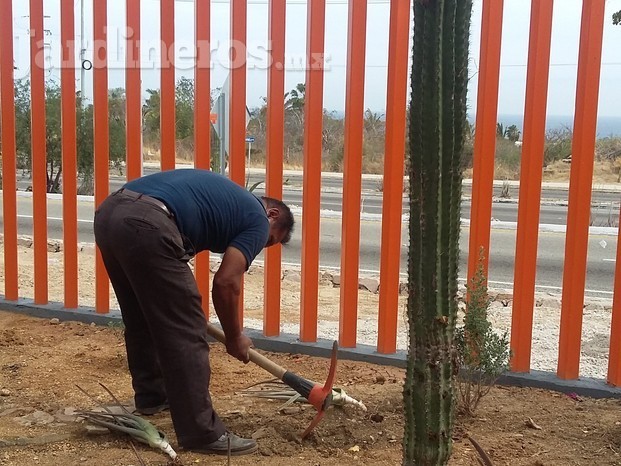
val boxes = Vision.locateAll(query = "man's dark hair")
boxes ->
[262,196,295,244]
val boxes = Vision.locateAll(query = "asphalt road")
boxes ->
[0,195,616,298]
[14,168,621,225]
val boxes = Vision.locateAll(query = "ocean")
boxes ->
[471,114,621,138]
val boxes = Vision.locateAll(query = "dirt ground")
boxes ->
[1,312,621,466]
[1,241,621,464]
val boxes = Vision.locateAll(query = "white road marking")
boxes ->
[17,214,93,224]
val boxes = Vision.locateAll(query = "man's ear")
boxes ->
[266,207,280,220]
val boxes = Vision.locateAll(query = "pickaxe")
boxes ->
[205,322,365,439]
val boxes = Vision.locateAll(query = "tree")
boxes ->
[404,0,473,465]
[285,83,305,130]
[14,80,32,170]
[613,10,620,25]
[8,79,126,194]
[284,82,305,112]
[142,89,161,145]
[504,124,520,142]
[175,77,195,142]
[44,84,62,192]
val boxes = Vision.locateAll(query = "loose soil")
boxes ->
[1,244,621,464]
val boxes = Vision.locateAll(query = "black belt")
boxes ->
[116,188,173,217]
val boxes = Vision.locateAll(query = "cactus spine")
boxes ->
[403,1,473,465]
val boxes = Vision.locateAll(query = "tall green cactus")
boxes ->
[403,1,472,465]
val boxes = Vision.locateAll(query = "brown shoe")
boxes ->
[189,432,258,456]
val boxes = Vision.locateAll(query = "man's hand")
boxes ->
[225,333,253,364]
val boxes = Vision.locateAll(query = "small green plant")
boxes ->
[245,173,265,193]
[455,249,510,416]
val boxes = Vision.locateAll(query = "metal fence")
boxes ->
[1,0,619,386]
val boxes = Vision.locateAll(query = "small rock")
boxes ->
[585,302,606,312]
[370,413,384,423]
[14,410,55,426]
[99,405,131,415]
[90,322,96,327]
[0,408,21,417]
[332,274,341,287]
[0,388,10,396]
[17,236,33,248]
[494,292,513,302]
[375,375,386,385]
[399,282,408,296]
[49,318,60,325]
[222,408,246,418]
[280,406,302,415]
[539,297,560,308]
[47,240,62,253]
[85,424,109,435]
[252,427,274,440]
[55,407,79,423]
[359,278,379,294]
[284,270,302,283]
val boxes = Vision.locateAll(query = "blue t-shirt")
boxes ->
[124,169,269,268]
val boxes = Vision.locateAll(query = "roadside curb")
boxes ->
[1,301,620,399]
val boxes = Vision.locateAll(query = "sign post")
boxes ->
[245,136,255,167]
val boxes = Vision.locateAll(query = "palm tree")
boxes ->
[404,1,473,464]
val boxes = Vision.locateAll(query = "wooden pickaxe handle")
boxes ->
[205,322,286,379]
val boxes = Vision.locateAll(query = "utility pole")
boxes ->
[80,0,86,104]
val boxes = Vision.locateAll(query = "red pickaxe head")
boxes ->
[281,341,338,439]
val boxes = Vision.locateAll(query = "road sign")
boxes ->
[245,136,255,143]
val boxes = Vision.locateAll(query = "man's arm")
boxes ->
[212,246,253,363]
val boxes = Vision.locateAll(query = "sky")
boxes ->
[8,0,621,119]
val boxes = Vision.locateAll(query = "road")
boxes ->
[0,194,616,298]
[14,167,620,225]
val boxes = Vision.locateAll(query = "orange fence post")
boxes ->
[160,0,176,171]
[0,0,19,301]
[467,0,504,283]
[126,0,142,181]
[61,0,79,309]
[377,0,410,355]
[94,0,110,313]
[263,0,286,337]
[510,0,554,373]
[195,0,211,316]
[607,217,621,386]
[30,0,49,305]
[557,0,606,380]
[230,0,248,326]
[300,0,326,343]
[339,0,368,348]
[229,0,247,186]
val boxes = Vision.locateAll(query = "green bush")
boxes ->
[455,249,510,416]
[495,138,522,178]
